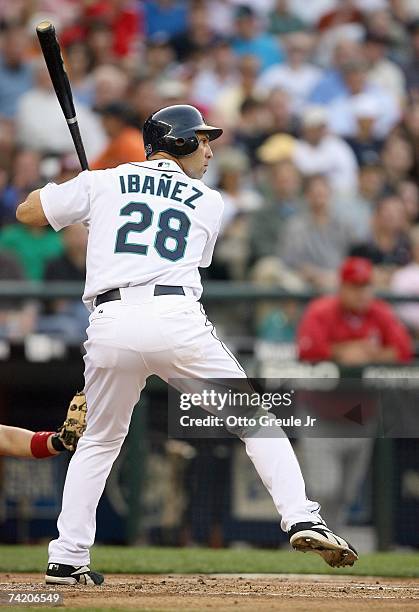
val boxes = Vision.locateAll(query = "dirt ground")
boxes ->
[1,573,419,611]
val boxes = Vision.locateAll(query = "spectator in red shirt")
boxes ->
[298,256,413,365]
[296,256,412,531]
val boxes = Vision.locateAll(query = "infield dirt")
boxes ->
[1,573,419,610]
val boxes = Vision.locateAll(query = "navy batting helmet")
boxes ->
[143,105,223,159]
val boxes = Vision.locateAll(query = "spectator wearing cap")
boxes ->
[231,5,285,72]
[298,255,412,363]
[297,255,412,531]
[327,60,401,139]
[363,30,406,103]
[344,94,384,166]
[293,106,358,196]
[256,32,323,114]
[0,25,34,119]
[350,192,411,288]
[279,174,356,290]
[91,102,145,170]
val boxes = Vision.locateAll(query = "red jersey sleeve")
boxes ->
[297,300,332,362]
[374,301,413,363]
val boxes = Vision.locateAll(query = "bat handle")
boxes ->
[69,123,89,171]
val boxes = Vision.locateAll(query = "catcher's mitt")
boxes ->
[55,391,87,452]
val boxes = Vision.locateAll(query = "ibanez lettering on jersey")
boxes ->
[119,174,203,209]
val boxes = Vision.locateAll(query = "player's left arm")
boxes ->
[16,189,49,226]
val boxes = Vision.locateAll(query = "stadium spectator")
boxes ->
[279,174,355,290]
[191,39,238,110]
[16,61,106,158]
[65,42,95,108]
[91,102,145,170]
[327,60,401,139]
[268,0,306,36]
[248,159,302,265]
[398,179,419,226]
[90,64,129,110]
[170,2,217,62]
[0,223,62,281]
[0,150,42,226]
[143,0,188,40]
[257,32,323,114]
[0,250,37,340]
[82,0,141,59]
[298,256,412,363]
[37,224,88,341]
[231,4,285,72]
[344,94,383,166]
[363,31,406,103]
[293,106,358,196]
[0,24,34,119]
[143,36,179,83]
[381,135,415,187]
[214,54,261,127]
[350,192,411,287]
[130,76,163,126]
[334,162,385,241]
[309,38,362,105]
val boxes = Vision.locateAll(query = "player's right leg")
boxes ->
[146,297,357,567]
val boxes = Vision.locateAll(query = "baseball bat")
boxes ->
[36,20,89,171]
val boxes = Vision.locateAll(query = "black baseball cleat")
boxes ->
[288,522,358,568]
[45,563,104,585]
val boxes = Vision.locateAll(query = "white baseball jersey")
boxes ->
[40,159,223,310]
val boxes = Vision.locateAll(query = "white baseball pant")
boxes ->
[48,286,321,565]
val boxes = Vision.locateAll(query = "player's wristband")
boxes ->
[30,432,59,458]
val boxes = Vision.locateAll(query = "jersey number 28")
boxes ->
[115,202,190,261]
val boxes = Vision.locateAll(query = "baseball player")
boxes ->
[0,392,86,457]
[16,105,357,586]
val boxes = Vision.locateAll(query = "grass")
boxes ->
[0,545,419,578]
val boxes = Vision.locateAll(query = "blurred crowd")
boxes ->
[0,0,419,346]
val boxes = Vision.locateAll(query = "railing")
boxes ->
[0,280,418,303]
